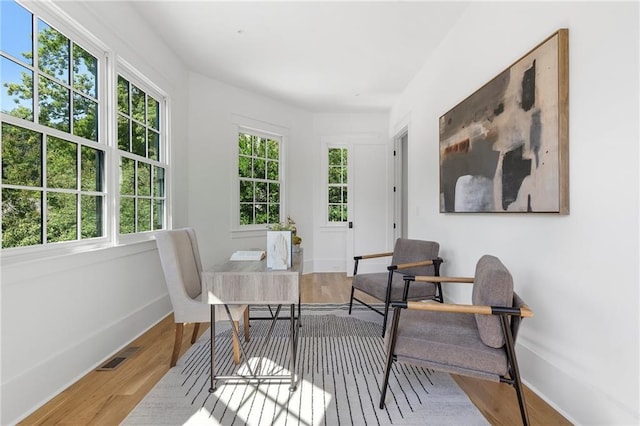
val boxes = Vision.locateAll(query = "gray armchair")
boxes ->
[379,255,534,425]
[155,228,248,367]
[348,238,443,337]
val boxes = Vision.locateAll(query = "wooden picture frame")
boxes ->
[439,29,569,214]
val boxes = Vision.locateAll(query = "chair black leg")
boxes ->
[381,302,389,338]
[381,272,395,338]
[434,258,444,303]
[435,283,443,303]
[349,258,360,316]
[379,307,402,409]
[500,315,530,426]
[514,373,529,426]
[348,286,355,314]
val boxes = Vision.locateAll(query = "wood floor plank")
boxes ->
[20,273,569,425]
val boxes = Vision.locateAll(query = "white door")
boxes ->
[346,142,392,276]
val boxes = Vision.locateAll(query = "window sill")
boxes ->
[1,237,159,283]
[230,227,268,239]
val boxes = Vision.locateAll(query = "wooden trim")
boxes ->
[557,28,570,214]
[390,259,435,270]
[519,305,534,318]
[357,251,393,260]
[412,276,474,283]
[404,301,534,318]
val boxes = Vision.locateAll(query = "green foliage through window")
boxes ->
[117,74,165,235]
[328,147,348,222]
[119,157,165,234]
[1,0,166,248]
[1,123,105,248]
[1,1,104,249]
[117,75,160,161]
[238,132,280,226]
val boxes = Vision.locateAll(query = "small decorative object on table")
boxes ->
[267,230,291,270]
[267,217,301,268]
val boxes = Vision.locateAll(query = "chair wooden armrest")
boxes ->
[410,275,474,283]
[353,251,394,277]
[392,300,534,318]
[354,251,393,261]
[388,258,443,271]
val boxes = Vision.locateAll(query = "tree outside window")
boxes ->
[117,74,165,234]
[1,0,167,249]
[328,147,348,222]
[238,132,281,226]
[1,1,104,248]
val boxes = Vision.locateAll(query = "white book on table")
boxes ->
[230,250,266,261]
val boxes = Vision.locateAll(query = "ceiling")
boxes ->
[129,1,469,112]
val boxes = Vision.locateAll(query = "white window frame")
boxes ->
[1,0,111,261]
[326,145,349,225]
[115,61,170,245]
[321,140,350,228]
[0,0,172,262]
[231,115,288,237]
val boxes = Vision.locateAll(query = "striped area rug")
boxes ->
[123,304,487,425]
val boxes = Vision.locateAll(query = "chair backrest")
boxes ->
[392,238,440,276]
[155,228,203,319]
[472,255,514,348]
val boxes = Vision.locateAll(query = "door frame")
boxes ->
[393,126,408,241]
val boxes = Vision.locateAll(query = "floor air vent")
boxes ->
[97,346,140,371]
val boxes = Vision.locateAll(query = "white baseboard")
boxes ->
[312,258,347,273]
[517,340,638,425]
[2,295,172,425]
[442,295,638,425]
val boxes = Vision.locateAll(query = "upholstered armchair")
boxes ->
[379,255,533,425]
[155,228,248,367]
[348,238,443,337]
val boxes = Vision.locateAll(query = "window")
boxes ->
[0,0,169,252]
[1,1,105,248]
[238,131,281,227]
[327,147,348,222]
[117,75,166,234]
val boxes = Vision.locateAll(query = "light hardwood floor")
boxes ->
[21,273,570,425]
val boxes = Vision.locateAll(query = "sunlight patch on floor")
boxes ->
[185,357,331,425]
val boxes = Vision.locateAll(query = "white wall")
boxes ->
[185,74,392,275]
[186,72,316,271]
[390,2,639,424]
[0,2,189,424]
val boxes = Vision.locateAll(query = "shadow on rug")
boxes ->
[123,304,487,425]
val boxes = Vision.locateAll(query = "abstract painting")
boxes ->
[439,29,569,213]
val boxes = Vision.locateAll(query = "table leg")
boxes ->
[209,305,216,393]
[289,303,297,391]
[232,321,241,364]
[244,307,250,342]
